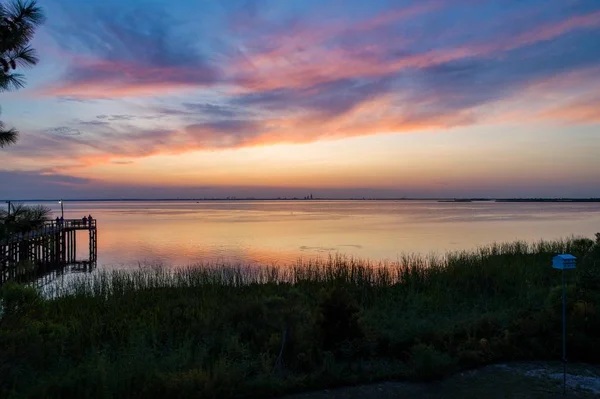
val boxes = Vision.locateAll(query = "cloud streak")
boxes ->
[540,96,600,124]
[227,9,600,92]
[42,7,221,98]
[6,0,598,172]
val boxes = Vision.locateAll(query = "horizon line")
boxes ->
[3,197,600,202]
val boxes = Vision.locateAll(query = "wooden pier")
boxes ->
[1,219,97,284]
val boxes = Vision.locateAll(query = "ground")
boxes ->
[282,362,600,399]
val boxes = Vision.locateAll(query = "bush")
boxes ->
[0,281,40,318]
[408,343,454,380]
[570,238,595,255]
[317,285,365,358]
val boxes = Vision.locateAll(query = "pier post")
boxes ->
[1,219,98,285]
[61,231,66,264]
[73,231,77,263]
[54,232,60,264]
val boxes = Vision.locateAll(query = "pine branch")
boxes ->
[0,126,18,148]
[10,44,38,67]
[7,0,45,27]
[0,71,25,91]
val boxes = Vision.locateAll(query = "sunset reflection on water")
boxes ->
[51,200,600,269]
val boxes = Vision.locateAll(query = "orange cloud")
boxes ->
[18,3,600,177]
[539,97,600,124]
[39,61,600,174]
[182,93,474,151]
[43,91,472,173]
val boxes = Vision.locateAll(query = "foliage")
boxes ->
[0,202,52,240]
[0,0,44,147]
[0,280,39,316]
[0,116,15,146]
[408,343,455,380]
[0,0,44,90]
[317,285,365,356]
[0,236,599,398]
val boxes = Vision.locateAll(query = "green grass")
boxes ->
[1,236,600,398]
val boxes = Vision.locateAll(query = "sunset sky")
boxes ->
[2,0,600,199]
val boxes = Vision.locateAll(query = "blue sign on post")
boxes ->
[552,253,576,395]
[552,254,576,270]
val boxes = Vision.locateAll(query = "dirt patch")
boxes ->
[282,362,600,399]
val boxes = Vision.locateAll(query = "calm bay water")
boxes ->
[37,200,600,269]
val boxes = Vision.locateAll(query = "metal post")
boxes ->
[60,200,64,218]
[562,268,566,395]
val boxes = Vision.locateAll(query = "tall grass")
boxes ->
[48,238,579,296]
[1,236,599,399]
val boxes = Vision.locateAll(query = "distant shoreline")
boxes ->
[3,198,600,203]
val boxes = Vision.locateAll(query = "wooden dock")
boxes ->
[1,219,97,284]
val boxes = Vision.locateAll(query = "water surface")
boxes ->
[33,200,600,269]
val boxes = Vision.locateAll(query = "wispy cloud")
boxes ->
[42,7,221,98]
[540,96,600,124]
[111,160,134,165]
[227,8,600,92]
[10,0,599,171]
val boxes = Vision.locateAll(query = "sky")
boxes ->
[1,0,600,199]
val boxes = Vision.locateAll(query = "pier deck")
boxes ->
[1,219,97,284]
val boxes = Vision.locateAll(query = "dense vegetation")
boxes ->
[0,202,51,241]
[0,0,45,148]
[1,235,600,398]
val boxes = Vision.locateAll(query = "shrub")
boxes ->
[317,285,365,358]
[0,281,40,318]
[407,343,454,381]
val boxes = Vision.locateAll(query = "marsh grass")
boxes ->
[1,237,599,398]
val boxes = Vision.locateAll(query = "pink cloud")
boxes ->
[182,94,475,152]
[41,4,600,101]
[230,10,600,92]
[13,2,598,174]
[352,1,442,32]
[42,58,219,98]
[502,10,600,51]
[539,96,600,124]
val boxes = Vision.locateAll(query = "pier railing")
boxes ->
[1,219,97,284]
[1,219,97,245]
